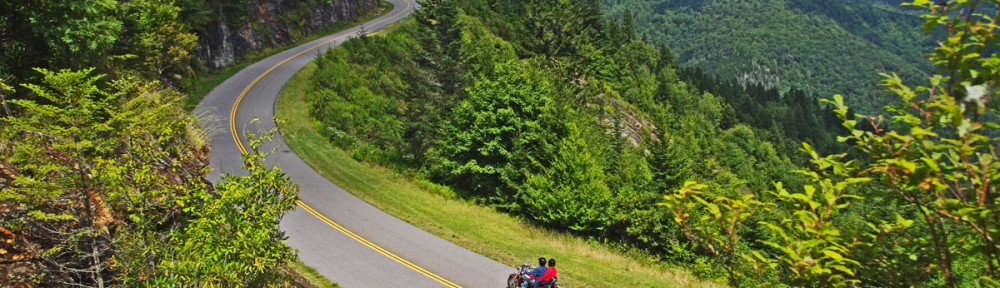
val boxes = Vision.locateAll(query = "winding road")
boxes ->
[194,0,512,286]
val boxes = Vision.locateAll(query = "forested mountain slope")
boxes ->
[310,0,1000,286]
[304,0,837,284]
[602,0,937,113]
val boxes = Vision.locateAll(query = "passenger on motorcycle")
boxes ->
[536,259,557,287]
[521,257,547,288]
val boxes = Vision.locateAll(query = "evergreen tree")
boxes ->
[414,0,464,96]
[521,123,612,234]
[426,61,554,203]
[622,9,636,42]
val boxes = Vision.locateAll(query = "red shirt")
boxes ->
[538,267,557,282]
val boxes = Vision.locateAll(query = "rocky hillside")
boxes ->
[195,0,380,69]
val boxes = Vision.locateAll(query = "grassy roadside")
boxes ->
[276,62,724,287]
[184,1,394,111]
[288,259,340,288]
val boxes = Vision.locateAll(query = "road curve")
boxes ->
[194,1,513,287]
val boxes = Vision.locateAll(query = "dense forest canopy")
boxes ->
[602,0,939,114]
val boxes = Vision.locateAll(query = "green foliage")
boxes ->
[0,0,204,95]
[427,61,555,202]
[660,181,771,287]
[455,14,518,79]
[0,0,377,286]
[4,68,119,214]
[1,0,372,98]
[1,68,300,287]
[521,123,612,233]
[516,0,593,62]
[156,125,299,286]
[317,86,403,146]
[678,68,846,160]
[660,1,1000,287]
[27,0,123,65]
[308,31,420,170]
[754,145,867,287]
[413,0,463,94]
[115,0,198,79]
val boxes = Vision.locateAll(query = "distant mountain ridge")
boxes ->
[603,0,937,113]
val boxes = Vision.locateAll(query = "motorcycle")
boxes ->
[507,264,559,288]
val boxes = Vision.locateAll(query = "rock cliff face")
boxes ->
[197,0,379,69]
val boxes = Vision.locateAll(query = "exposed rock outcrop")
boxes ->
[196,0,379,69]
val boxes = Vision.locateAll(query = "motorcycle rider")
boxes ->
[521,257,547,288]
[536,259,557,288]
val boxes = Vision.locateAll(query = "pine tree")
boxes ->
[622,9,637,42]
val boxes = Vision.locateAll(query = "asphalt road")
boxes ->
[194,0,514,287]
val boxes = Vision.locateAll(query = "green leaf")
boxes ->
[821,250,845,262]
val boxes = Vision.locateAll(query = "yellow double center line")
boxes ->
[297,203,461,287]
[226,1,461,287]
